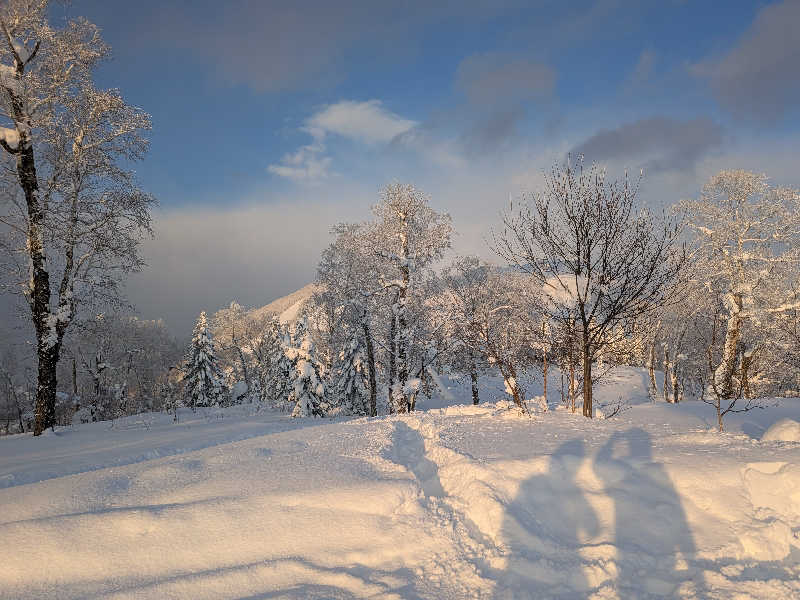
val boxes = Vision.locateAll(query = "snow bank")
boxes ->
[762,418,800,442]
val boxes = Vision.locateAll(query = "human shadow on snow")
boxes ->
[501,428,706,599]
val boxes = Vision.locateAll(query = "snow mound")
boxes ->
[762,418,800,442]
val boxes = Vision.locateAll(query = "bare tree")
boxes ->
[495,158,686,417]
[0,2,153,435]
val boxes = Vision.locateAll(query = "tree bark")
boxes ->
[648,342,657,401]
[714,294,743,400]
[470,358,479,405]
[541,320,548,405]
[362,321,377,417]
[663,345,672,403]
[582,334,592,418]
[388,303,396,414]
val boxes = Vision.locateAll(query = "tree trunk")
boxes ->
[388,305,396,414]
[569,355,576,414]
[714,293,743,399]
[362,321,377,417]
[470,358,479,405]
[648,342,657,401]
[542,334,548,405]
[33,344,60,435]
[582,335,592,418]
[740,350,753,399]
[501,363,525,411]
[663,345,672,403]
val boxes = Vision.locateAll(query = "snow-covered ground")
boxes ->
[2,368,799,599]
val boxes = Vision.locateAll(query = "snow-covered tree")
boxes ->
[372,183,452,413]
[185,312,228,409]
[439,257,540,410]
[680,170,800,430]
[495,158,686,417]
[314,223,382,416]
[286,319,325,418]
[211,301,253,397]
[0,2,154,435]
[334,332,370,416]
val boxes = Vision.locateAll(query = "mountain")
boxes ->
[250,283,319,325]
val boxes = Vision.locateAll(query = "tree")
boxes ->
[496,158,686,417]
[211,301,254,396]
[286,319,325,418]
[315,223,380,416]
[440,257,539,410]
[0,2,154,435]
[681,170,800,431]
[185,312,228,409]
[335,332,370,416]
[372,183,452,413]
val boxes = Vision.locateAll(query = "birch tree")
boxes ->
[0,2,153,435]
[682,170,800,430]
[372,183,451,413]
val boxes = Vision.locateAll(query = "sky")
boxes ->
[29,0,800,335]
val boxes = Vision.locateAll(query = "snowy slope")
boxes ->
[250,283,319,324]
[1,372,799,599]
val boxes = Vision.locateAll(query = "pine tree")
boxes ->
[335,333,370,416]
[286,320,325,418]
[185,312,228,409]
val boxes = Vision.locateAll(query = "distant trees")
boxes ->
[0,1,154,435]
[496,158,686,417]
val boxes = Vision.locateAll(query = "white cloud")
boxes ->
[269,100,418,182]
[267,132,332,182]
[307,100,417,144]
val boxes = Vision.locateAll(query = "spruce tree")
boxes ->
[335,333,370,416]
[286,319,325,418]
[185,312,228,409]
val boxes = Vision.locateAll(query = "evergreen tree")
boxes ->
[185,312,228,409]
[286,320,325,418]
[262,320,294,410]
[335,333,370,416]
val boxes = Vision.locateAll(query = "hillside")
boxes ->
[250,283,319,325]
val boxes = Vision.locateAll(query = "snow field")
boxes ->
[1,372,799,599]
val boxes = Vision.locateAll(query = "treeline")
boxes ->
[174,164,800,432]
[3,163,799,435]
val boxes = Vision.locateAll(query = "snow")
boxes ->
[0,125,19,149]
[762,418,800,442]
[1,367,799,599]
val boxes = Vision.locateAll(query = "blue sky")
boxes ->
[59,0,800,333]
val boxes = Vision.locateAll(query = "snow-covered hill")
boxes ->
[250,283,318,325]
[1,370,799,599]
